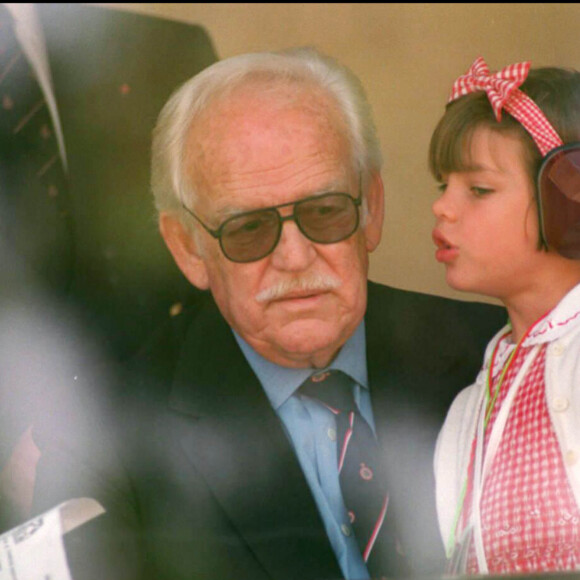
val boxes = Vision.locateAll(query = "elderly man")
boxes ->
[33,48,505,580]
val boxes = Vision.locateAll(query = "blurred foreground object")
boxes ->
[0,497,104,580]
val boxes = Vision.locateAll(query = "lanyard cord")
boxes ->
[445,310,551,559]
[484,329,516,426]
[445,328,510,559]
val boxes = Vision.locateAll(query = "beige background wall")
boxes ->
[98,3,580,305]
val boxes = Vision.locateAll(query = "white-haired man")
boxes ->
[33,48,504,580]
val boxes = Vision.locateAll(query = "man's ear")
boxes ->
[159,212,210,290]
[363,171,385,252]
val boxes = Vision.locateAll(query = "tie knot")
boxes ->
[299,369,355,413]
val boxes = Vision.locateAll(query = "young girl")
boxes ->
[431,57,580,574]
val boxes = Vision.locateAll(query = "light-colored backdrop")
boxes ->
[97,3,580,305]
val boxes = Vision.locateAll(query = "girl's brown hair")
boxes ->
[429,67,580,183]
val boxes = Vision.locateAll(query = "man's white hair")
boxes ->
[151,47,383,222]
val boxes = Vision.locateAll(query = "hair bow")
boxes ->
[447,56,563,156]
[449,57,529,121]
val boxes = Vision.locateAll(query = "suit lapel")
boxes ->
[364,282,459,574]
[167,305,341,580]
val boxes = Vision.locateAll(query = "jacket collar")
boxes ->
[168,300,270,418]
[166,299,341,580]
[524,282,580,346]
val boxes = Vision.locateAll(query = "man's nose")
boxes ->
[269,218,317,271]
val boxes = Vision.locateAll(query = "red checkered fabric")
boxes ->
[448,56,563,156]
[466,342,580,573]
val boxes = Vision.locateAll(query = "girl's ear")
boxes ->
[159,212,210,290]
[363,171,385,252]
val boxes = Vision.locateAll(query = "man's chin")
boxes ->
[266,322,348,368]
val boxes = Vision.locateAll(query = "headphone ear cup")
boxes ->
[537,144,580,259]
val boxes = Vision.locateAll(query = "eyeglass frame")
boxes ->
[181,174,363,263]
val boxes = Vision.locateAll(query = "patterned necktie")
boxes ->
[0,5,73,293]
[299,369,409,578]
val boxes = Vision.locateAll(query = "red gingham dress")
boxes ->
[466,340,580,573]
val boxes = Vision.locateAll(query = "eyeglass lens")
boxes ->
[220,193,359,262]
[539,146,580,259]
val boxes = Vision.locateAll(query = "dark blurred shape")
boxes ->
[0,235,108,531]
[34,4,218,360]
[0,3,217,530]
[0,4,73,295]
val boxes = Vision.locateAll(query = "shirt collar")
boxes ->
[524,281,580,346]
[233,321,368,410]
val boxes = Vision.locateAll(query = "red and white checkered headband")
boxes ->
[448,56,563,157]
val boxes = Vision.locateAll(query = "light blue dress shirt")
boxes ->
[234,322,373,580]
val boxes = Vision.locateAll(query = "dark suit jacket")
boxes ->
[33,281,506,580]
[35,4,218,359]
[1,3,217,477]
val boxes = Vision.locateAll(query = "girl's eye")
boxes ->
[437,183,447,194]
[471,186,494,197]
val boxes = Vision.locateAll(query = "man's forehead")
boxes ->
[186,88,352,212]
[191,79,345,146]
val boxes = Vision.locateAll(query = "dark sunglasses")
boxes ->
[182,179,362,263]
[536,142,580,259]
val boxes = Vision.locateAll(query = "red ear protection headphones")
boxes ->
[536,142,580,259]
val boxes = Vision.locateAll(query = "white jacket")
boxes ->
[434,283,580,558]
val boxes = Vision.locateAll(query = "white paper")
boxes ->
[0,497,104,580]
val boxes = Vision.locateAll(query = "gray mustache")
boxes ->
[255,274,341,302]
